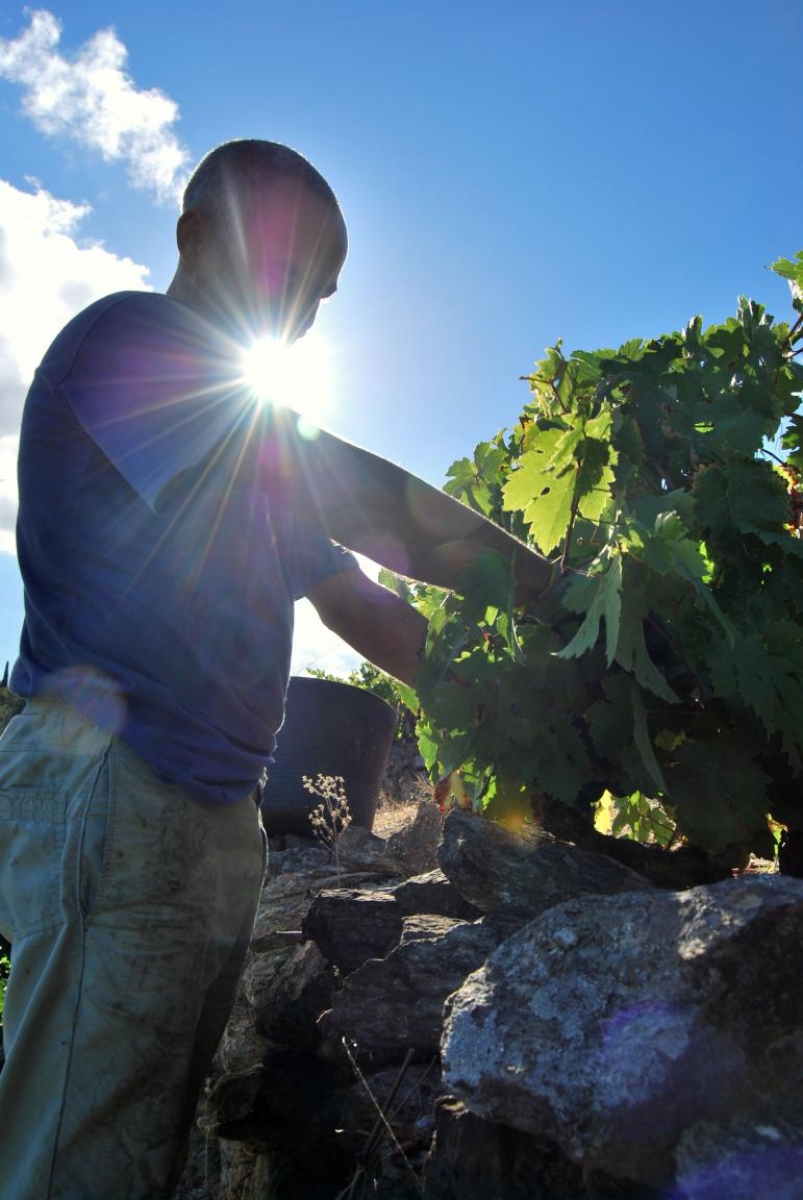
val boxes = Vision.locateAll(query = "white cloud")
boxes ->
[0,177,151,553]
[0,10,189,203]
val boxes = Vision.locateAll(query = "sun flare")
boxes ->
[240,332,335,425]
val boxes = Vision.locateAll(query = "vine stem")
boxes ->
[550,374,570,415]
[762,445,798,473]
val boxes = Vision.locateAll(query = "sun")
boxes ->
[240,331,335,426]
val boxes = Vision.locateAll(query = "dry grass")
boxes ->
[373,797,422,838]
[374,748,434,839]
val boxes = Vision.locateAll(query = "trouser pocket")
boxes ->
[0,790,66,941]
[0,709,114,941]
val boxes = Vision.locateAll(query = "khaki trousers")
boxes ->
[0,698,266,1200]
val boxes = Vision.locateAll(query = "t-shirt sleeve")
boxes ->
[57,293,251,512]
[54,292,358,594]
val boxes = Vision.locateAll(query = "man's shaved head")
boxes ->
[182,139,346,249]
[172,140,347,341]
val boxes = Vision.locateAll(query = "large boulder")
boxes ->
[442,875,803,1191]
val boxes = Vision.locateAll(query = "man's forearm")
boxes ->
[307,568,427,688]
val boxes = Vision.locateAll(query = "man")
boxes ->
[0,140,552,1199]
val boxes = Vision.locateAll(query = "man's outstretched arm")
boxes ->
[268,413,553,604]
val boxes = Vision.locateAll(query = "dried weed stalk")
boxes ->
[304,774,352,872]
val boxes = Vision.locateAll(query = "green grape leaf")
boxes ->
[614,413,646,467]
[395,680,419,712]
[510,472,577,556]
[771,252,803,312]
[556,554,623,665]
[638,512,707,580]
[416,727,441,773]
[584,674,656,797]
[691,397,773,458]
[692,461,789,541]
[613,568,678,703]
[454,550,512,617]
[444,439,508,517]
[575,436,610,497]
[664,739,770,858]
[378,568,416,603]
[577,434,617,524]
[771,251,803,285]
[728,626,803,770]
[502,429,583,555]
[428,683,478,732]
[527,707,592,805]
[629,490,695,529]
[630,683,667,793]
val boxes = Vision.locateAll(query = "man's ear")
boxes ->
[176,210,206,268]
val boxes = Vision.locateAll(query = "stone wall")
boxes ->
[176,806,803,1200]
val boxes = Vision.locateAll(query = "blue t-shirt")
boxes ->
[11,291,357,804]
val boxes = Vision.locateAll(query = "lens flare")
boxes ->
[240,331,334,425]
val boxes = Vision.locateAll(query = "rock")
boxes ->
[442,875,803,1190]
[266,828,400,884]
[240,867,341,1048]
[437,809,653,917]
[386,800,444,876]
[191,797,803,1200]
[243,940,333,1045]
[335,823,399,874]
[302,887,405,975]
[302,870,481,977]
[398,913,469,945]
[421,1095,585,1200]
[250,866,345,950]
[393,868,482,922]
[216,996,272,1076]
[266,838,331,877]
[319,916,503,1063]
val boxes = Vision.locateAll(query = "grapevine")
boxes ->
[401,252,803,871]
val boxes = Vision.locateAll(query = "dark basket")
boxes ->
[260,675,398,836]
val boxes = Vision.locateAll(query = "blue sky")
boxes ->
[0,1,801,677]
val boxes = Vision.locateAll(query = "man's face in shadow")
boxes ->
[193,176,347,344]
